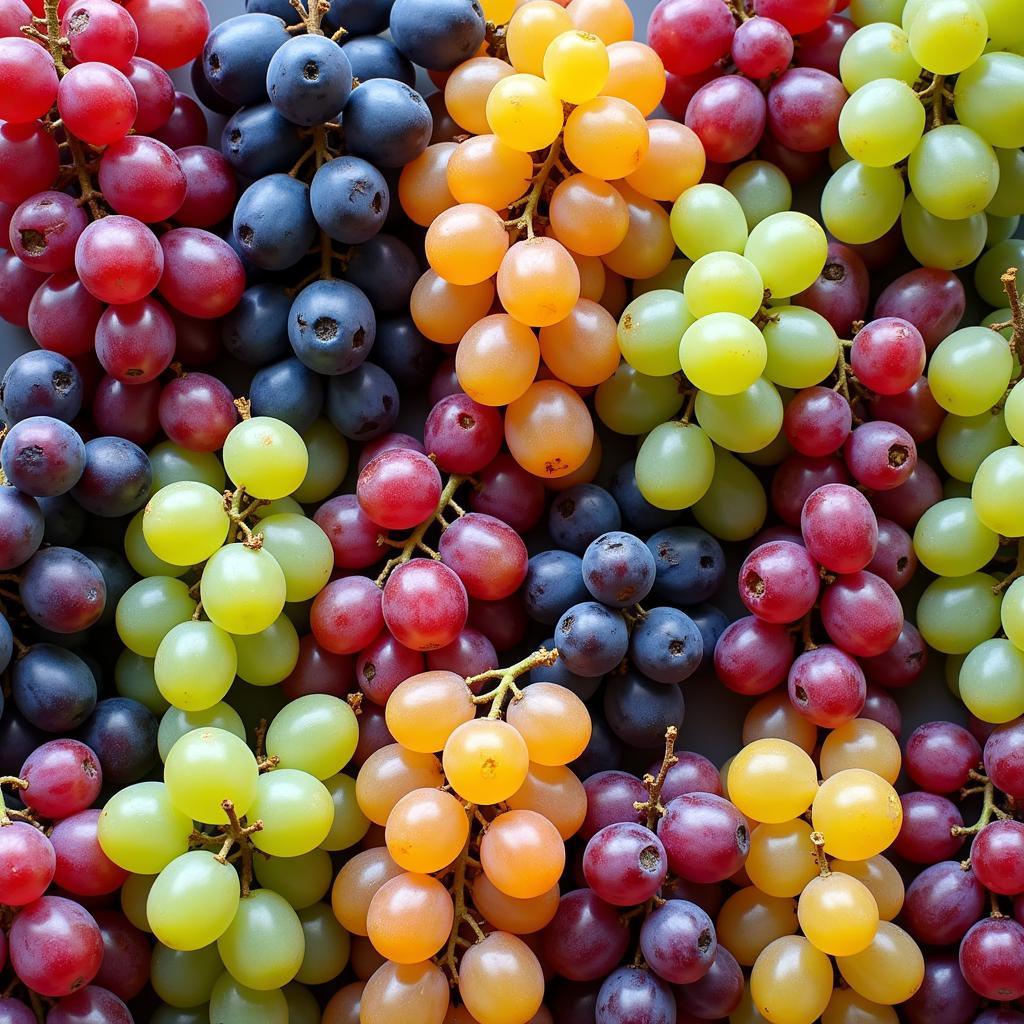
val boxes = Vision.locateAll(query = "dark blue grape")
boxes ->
[203,13,290,106]
[389,0,485,71]
[325,0,393,35]
[556,601,629,677]
[0,710,44,777]
[687,602,729,672]
[571,712,623,779]
[583,531,656,608]
[190,57,239,115]
[1,350,82,424]
[36,495,85,548]
[221,104,305,178]
[343,234,420,314]
[630,606,703,685]
[523,550,589,626]
[79,547,134,629]
[549,484,622,555]
[232,175,317,272]
[77,697,159,786]
[341,35,415,86]
[610,459,678,534]
[0,614,12,675]
[20,547,106,635]
[0,487,43,570]
[290,278,376,375]
[12,644,97,733]
[604,670,684,748]
[250,357,325,434]
[310,156,389,244]
[530,638,602,701]
[646,526,726,605]
[221,284,292,365]
[245,0,301,25]
[266,34,353,126]
[1,416,85,498]
[71,437,151,518]
[325,361,399,441]
[596,966,677,1024]
[371,317,439,389]
[342,78,431,168]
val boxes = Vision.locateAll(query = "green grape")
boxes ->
[253,848,333,909]
[840,24,921,91]
[954,53,1024,149]
[907,125,999,221]
[227,678,288,733]
[223,416,309,500]
[149,440,226,492]
[200,543,287,636]
[908,0,988,74]
[157,703,247,762]
[98,781,194,874]
[632,258,691,297]
[164,727,259,824]
[694,378,784,454]
[292,419,349,505]
[917,572,1002,653]
[147,851,241,950]
[946,653,966,696]
[851,0,906,25]
[684,253,764,320]
[762,306,840,389]
[943,478,974,499]
[743,212,827,299]
[266,694,359,780]
[218,888,305,990]
[988,148,1024,218]
[1004,383,1024,444]
[901,194,988,270]
[913,497,1000,576]
[635,421,716,510]
[152,1005,207,1024]
[252,497,304,520]
[319,772,372,852]
[984,308,1015,343]
[723,161,792,230]
[692,448,767,541]
[1001,576,1024,649]
[209,973,288,1024]
[821,161,904,245]
[829,141,852,171]
[959,638,1024,723]
[121,873,156,932]
[974,239,1024,308]
[741,428,793,467]
[252,514,334,603]
[143,482,230,566]
[973,446,1024,536]
[594,363,685,433]
[294,903,351,985]
[283,983,320,1024]
[670,183,748,260]
[617,290,693,377]
[151,942,223,1008]
[901,0,925,25]
[155,620,237,712]
[839,78,925,167]
[679,314,767,396]
[125,511,188,579]
[114,650,169,715]
[116,577,197,658]
[987,214,1021,249]
[978,0,1024,46]
[232,614,300,687]
[928,327,1012,416]
[246,769,334,857]
[937,411,1012,481]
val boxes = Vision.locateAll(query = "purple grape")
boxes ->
[582,531,656,609]
[0,999,34,1024]
[0,349,82,424]
[657,792,749,884]
[46,985,133,1024]
[904,861,985,945]
[674,943,743,1019]
[596,966,677,1024]
[865,517,917,592]
[0,486,43,570]
[905,721,982,794]
[583,822,668,907]
[970,820,1024,896]
[19,546,106,634]
[639,899,717,985]
[543,889,631,982]
[70,436,151,518]
[658,751,723,803]
[76,698,158,786]
[893,792,965,864]
[580,771,648,842]
[12,644,97,733]
[858,621,927,689]
[904,953,980,1024]
[523,550,589,627]
[959,917,1024,1001]
[0,416,85,497]
[984,718,1024,801]
[787,644,865,728]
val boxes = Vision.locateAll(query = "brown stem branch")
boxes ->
[504,136,563,240]
[468,647,559,719]
[634,726,678,829]
[0,776,29,827]
[810,831,831,876]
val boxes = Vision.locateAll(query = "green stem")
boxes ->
[468,647,559,719]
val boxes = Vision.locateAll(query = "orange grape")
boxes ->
[385,788,470,873]
[601,40,665,116]
[507,763,586,839]
[366,872,454,963]
[819,719,901,784]
[360,960,450,1024]
[426,204,510,286]
[458,932,545,1024]
[504,682,591,765]
[564,97,648,180]
[542,30,609,104]
[456,314,540,406]
[332,847,405,936]
[504,380,594,478]
[716,887,799,966]
[566,0,633,43]
[497,237,580,327]
[322,981,363,1024]
[355,743,444,825]
[470,872,560,934]
[830,855,904,922]
[835,922,924,1006]
[480,809,565,899]
[742,689,818,755]
[822,988,899,1024]
[350,935,386,981]
[601,185,675,280]
[548,174,630,257]
[538,299,620,388]
[447,136,534,210]
[569,250,607,301]
[445,57,515,136]
[385,670,476,754]
[443,718,530,804]
[481,0,515,23]
[745,818,820,899]
[600,268,628,316]
[506,0,573,75]
[486,74,564,153]
[544,433,602,491]
[411,271,496,346]
[626,120,706,202]
[398,143,457,227]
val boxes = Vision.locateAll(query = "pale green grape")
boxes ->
[164,727,259,824]
[973,446,1024,536]
[901,0,925,26]
[944,478,974,499]
[829,142,852,171]
[98,781,194,874]
[692,448,767,541]
[840,24,921,91]
[987,214,1021,248]
[1004,383,1024,444]
[265,694,358,780]
[147,851,241,950]
[670,183,748,260]
[984,308,1015,343]
[232,614,300,687]
[928,327,1012,416]
[114,650,169,715]
[959,638,1024,723]
[635,421,715,510]
[913,497,1000,576]
[679,314,767,396]
[151,942,223,1008]
[910,0,988,74]
[143,482,230,566]
[253,513,334,603]
[116,577,197,658]
[978,0,1024,47]
[989,148,1024,217]
[946,653,966,697]
[246,768,334,857]
[200,543,287,636]
[901,194,988,270]
[319,772,372,852]
[762,307,840,389]
[594,363,684,434]
[283,983,320,1024]
[149,441,225,492]
[121,873,156,932]
[209,973,288,1024]
[125,511,187,579]
[218,888,305,990]
[741,428,793,467]
[723,161,792,229]
[937,411,1012,481]
[907,125,1000,221]
[851,0,906,25]
[157,703,246,762]
[954,53,1024,148]
[821,162,905,244]
[917,572,1002,653]
[253,849,333,909]
[292,419,349,505]
[632,258,691,297]
[743,212,827,299]
[694,379,784,454]
[617,290,693,376]
[839,79,924,167]
[684,253,764,320]
[975,239,1024,307]
[252,496,304,520]
[293,903,350,985]
[1001,577,1024,649]
[155,620,237,712]
[223,416,309,500]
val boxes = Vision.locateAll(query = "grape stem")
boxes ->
[223,486,264,549]
[809,831,831,877]
[214,799,263,898]
[504,136,563,240]
[993,538,1024,594]
[253,718,280,772]
[0,776,28,827]
[990,890,1005,918]
[440,825,482,984]
[467,646,560,719]
[914,72,952,128]
[634,726,678,829]
[951,779,1010,836]
[990,267,1024,366]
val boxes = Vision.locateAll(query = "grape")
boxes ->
[875,267,966,351]
[265,694,358,780]
[8,191,88,277]
[788,645,866,728]
[50,808,128,896]
[739,540,819,624]
[222,103,305,178]
[685,75,767,164]
[381,559,468,651]
[580,771,647,841]
[0,487,43,571]
[232,176,316,272]
[8,895,103,996]
[342,35,415,84]
[543,889,631,982]
[657,792,749,884]
[783,387,852,457]
[646,0,735,76]
[960,917,1024,1001]
[1,416,85,498]
[629,606,703,685]
[908,125,999,221]
[0,36,57,123]
[91,911,149,1002]
[0,821,55,906]
[71,436,151,518]
[714,615,794,695]
[312,156,389,245]
[208,974,288,1023]
[218,887,305,991]
[356,631,424,706]
[150,942,223,1009]
[984,718,1024,800]
[971,820,1024,895]
[801,483,877,574]
[555,601,629,676]
[13,644,96,733]
[732,15,793,78]
[0,122,59,207]
[20,738,101,818]
[343,76,432,167]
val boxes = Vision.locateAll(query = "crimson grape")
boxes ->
[74,216,164,305]
[787,644,865,728]
[820,570,903,657]
[583,822,668,906]
[356,629,424,705]
[0,821,55,905]
[801,483,877,574]
[157,227,245,318]
[770,454,849,525]
[874,267,966,351]
[851,317,927,396]
[468,453,545,532]
[894,791,965,864]
[8,192,88,275]
[869,460,942,530]
[62,0,138,69]
[731,16,792,78]
[173,145,238,227]
[57,62,138,146]
[714,615,794,695]
[124,55,175,132]
[657,792,749,884]
[959,917,1024,1001]
[315,494,384,570]
[97,136,187,223]
[426,627,497,678]
[424,393,503,474]
[904,953,980,1024]
[783,386,852,457]
[739,540,819,624]
[20,738,102,818]
[311,576,385,655]
[685,75,766,163]
[971,820,1024,896]
[357,448,441,530]
[904,860,985,946]
[0,37,58,123]
[157,371,236,451]
[439,513,528,601]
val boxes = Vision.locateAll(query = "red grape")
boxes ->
[355,629,424,704]
[61,0,138,69]
[0,821,55,905]
[639,898,716,984]
[467,593,529,652]
[97,136,187,223]
[124,55,175,133]
[788,643,865,727]
[766,67,846,152]
[315,494,384,570]
[731,15,793,78]
[94,298,176,383]
[151,90,207,149]
[125,0,209,69]
[425,627,497,678]
[8,191,88,275]
[676,943,743,1019]
[8,895,103,996]
[661,65,723,120]
[904,860,984,945]
[869,376,945,443]
[424,393,503,474]
[357,432,426,474]
[800,483,877,574]
[893,791,964,864]
[20,738,101,818]
[281,634,355,701]
[861,682,901,736]
[0,0,33,37]
[157,227,245,318]
[0,37,58,123]
[844,420,917,491]
[770,454,849,525]
[795,14,854,76]
[50,809,129,896]
[583,821,668,906]
[57,62,138,146]
[381,559,468,651]
[0,251,46,326]
[173,145,238,227]
[311,575,385,655]
[959,917,1024,1001]
[580,770,647,842]
[647,0,735,76]
[0,121,59,206]
[851,317,927,396]
[47,986,133,1024]
[738,540,819,624]
[820,570,903,658]
[858,621,927,688]
[685,75,766,163]
[714,615,794,695]
[868,460,942,530]
[27,270,103,357]
[157,371,236,451]
[542,889,631,982]
[783,386,852,457]
[905,721,981,795]
[971,820,1024,896]
[874,267,966,352]
[357,448,442,530]
[91,376,162,445]
[792,241,869,336]
[657,792,749,883]
[438,512,528,600]
[468,452,546,532]
[74,216,163,305]
[984,718,1024,801]
[754,0,834,34]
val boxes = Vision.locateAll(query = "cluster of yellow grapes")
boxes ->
[327,657,591,1024]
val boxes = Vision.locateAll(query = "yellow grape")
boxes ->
[124,510,187,579]
[385,788,470,873]
[497,237,581,328]
[425,204,509,287]
[901,194,987,271]
[973,445,1024,537]
[743,212,828,300]
[506,0,573,76]
[908,0,987,74]
[567,0,633,43]
[727,739,819,824]
[246,768,334,857]
[485,74,563,153]
[149,439,225,492]
[819,719,902,784]
[828,856,904,921]
[458,932,545,1024]
[445,57,514,136]
[635,421,715,511]
[143,482,229,566]
[750,935,833,1024]
[745,819,819,899]
[480,809,565,899]
[457,314,541,407]
[443,719,530,804]
[563,97,649,180]
[504,682,591,765]
[811,769,902,860]
[147,851,240,951]
[683,252,764,320]
[679,313,767,396]
[217,888,305,990]
[838,78,925,166]
[365,872,454,963]
[716,887,798,966]
[385,670,476,754]
[602,183,675,280]
[538,299,621,388]
[199,543,286,636]
[150,942,222,1009]
[835,922,925,1005]
[164,726,259,825]
[694,379,784,454]
[616,289,693,377]
[254,512,333,603]
[154,620,236,712]
[797,872,880,956]
[157,703,245,762]
[222,416,308,500]
[97,781,193,875]
[595,363,684,434]
[293,902,350,985]
[543,30,609,104]
[626,120,705,202]
[548,174,630,257]
[822,988,898,1024]
[116,576,196,658]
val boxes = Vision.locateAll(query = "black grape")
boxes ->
[250,357,325,433]
[232,175,317,272]
[0,486,44,570]
[190,56,242,115]
[556,601,629,677]
[549,484,622,555]
[1,350,82,424]
[71,437,151,518]
[311,156,389,244]
[221,104,306,178]
[325,0,393,35]
[524,550,589,626]
[646,526,726,605]
[604,670,685,749]
[79,547,134,629]
[267,34,353,126]
[36,494,86,547]
[571,712,623,778]
[77,698,159,786]
[371,316,438,389]
[389,0,486,72]
[342,35,415,86]
[630,607,704,685]
[325,361,399,440]
[289,278,376,376]
[12,644,98,733]
[245,0,302,25]
[610,459,679,534]
[343,234,420,314]
[531,638,602,702]
[221,283,293,365]
[342,78,432,168]
[202,13,290,107]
